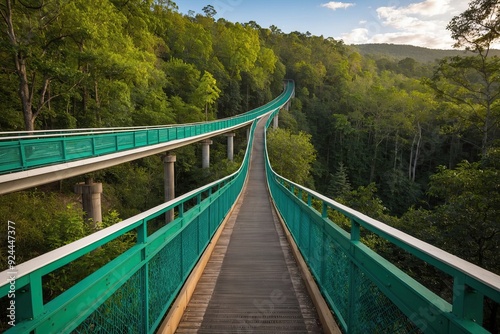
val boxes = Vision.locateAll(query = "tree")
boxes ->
[447,0,500,53]
[430,56,500,156]
[428,0,500,156]
[0,0,82,131]
[267,128,316,186]
[202,5,216,18]
[213,22,260,80]
[427,158,500,272]
[328,162,351,199]
[193,71,221,121]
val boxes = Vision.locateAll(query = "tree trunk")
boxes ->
[94,80,101,126]
[19,65,34,132]
[411,123,422,182]
[393,131,399,171]
[409,134,416,180]
[5,0,34,131]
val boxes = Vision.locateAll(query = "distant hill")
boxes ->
[352,43,500,63]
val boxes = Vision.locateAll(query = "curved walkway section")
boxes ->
[174,117,322,333]
[0,81,294,195]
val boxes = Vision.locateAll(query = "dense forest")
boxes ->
[0,0,499,330]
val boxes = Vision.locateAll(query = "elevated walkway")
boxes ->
[173,118,323,333]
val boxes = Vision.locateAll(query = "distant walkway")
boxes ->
[175,117,322,333]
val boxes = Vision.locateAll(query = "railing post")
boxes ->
[348,218,360,332]
[321,202,328,218]
[15,272,44,325]
[61,140,67,160]
[453,275,484,325]
[137,219,150,333]
[179,203,184,218]
[19,141,27,169]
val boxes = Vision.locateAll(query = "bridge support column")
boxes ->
[273,114,279,129]
[74,178,102,227]
[225,133,235,161]
[201,139,212,169]
[163,153,176,223]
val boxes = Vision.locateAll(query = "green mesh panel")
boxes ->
[95,136,116,154]
[148,236,182,328]
[323,241,350,320]
[0,146,21,169]
[182,218,200,276]
[308,220,323,276]
[209,205,217,236]
[299,212,310,255]
[292,204,300,234]
[72,267,145,333]
[26,141,62,164]
[65,138,92,159]
[198,210,210,251]
[351,266,423,334]
[148,131,159,144]
[116,133,134,149]
[135,132,147,146]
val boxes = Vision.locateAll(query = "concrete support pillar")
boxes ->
[285,101,290,111]
[75,178,102,227]
[163,153,176,223]
[273,114,279,129]
[201,139,212,169]
[225,133,235,161]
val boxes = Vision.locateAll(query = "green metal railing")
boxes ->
[0,118,260,333]
[0,81,294,332]
[0,81,293,174]
[264,111,500,334]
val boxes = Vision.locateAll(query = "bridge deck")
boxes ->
[175,117,322,333]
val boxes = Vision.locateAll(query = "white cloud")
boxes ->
[321,2,355,11]
[341,28,369,44]
[339,0,473,49]
[380,0,453,17]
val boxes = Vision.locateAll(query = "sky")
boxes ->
[173,0,478,50]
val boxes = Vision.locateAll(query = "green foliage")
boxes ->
[267,127,316,186]
[429,54,500,155]
[328,162,352,200]
[0,192,87,268]
[447,0,500,51]
[100,156,165,218]
[427,159,499,272]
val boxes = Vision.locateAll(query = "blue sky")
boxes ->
[173,0,480,49]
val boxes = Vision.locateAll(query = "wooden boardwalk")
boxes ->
[175,117,323,333]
